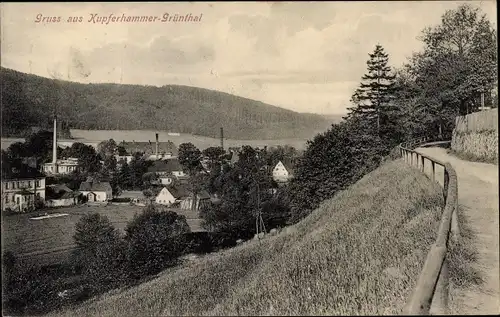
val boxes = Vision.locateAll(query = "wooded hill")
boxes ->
[1,67,338,139]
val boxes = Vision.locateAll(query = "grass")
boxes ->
[2,205,143,267]
[48,159,444,316]
[448,204,483,288]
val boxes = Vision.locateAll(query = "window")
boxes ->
[11,196,15,203]
[28,181,32,188]
[36,180,40,187]
[5,182,9,190]
[16,197,20,204]
[16,182,20,189]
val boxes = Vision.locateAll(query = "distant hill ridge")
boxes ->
[1,67,340,140]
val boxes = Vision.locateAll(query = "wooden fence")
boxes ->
[399,137,460,315]
[454,108,498,133]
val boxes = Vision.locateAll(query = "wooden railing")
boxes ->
[399,137,460,315]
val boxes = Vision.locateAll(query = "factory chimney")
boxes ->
[52,116,58,164]
[155,133,159,159]
[220,127,224,150]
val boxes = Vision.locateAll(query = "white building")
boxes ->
[79,180,112,202]
[272,160,294,183]
[42,158,79,175]
[155,186,189,206]
[1,169,46,212]
[41,116,79,175]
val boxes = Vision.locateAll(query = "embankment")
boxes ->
[451,109,498,164]
[48,159,444,316]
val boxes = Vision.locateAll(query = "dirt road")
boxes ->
[415,147,499,315]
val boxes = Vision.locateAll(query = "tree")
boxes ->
[72,213,125,288]
[97,139,118,159]
[178,143,203,175]
[100,155,118,180]
[346,44,397,137]
[202,146,225,172]
[117,161,132,190]
[404,3,497,135]
[123,205,190,279]
[287,121,385,223]
[200,145,279,243]
[128,154,151,189]
[61,142,101,174]
[117,145,128,156]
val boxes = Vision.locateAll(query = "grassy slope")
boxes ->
[49,160,444,316]
[1,67,336,140]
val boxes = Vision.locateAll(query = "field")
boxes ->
[49,159,444,316]
[1,128,311,151]
[2,204,203,268]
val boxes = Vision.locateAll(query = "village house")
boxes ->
[155,185,190,206]
[147,158,186,185]
[45,184,80,207]
[1,164,46,212]
[79,180,113,202]
[118,190,147,206]
[118,134,178,161]
[272,160,295,183]
[115,155,134,167]
[180,190,211,211]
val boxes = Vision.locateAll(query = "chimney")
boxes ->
[155,133,159,159]
[52,116,58,164]
[220,127,224,150]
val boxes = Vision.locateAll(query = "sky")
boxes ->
[1,1,497,115]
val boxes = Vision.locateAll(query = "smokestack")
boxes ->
[155,133,159,159]
[220,127,224,150]
[52,116,58,164]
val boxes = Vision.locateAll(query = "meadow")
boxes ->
[2,203,205,268]
[48,159,445,316]
[2,205,143,267]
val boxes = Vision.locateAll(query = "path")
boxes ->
[415,146,499,315]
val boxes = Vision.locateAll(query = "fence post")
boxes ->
[411,152,413,166]
[444,170,449,202]
[429,256,449,315]
[451,180,460,241]
[421,156,425,173]
[431,161,435,182]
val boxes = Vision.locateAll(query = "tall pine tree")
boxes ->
[346,44,396,137]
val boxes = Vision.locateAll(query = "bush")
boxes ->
[123,205,191,280]
[183,232,214,254]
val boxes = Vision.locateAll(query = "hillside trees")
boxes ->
[402,3,498,137]
[287,121,384,223]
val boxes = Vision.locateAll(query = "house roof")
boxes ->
[165,185,190,199]
[119,141,178,156]
[79,181,112,192]
[276,159,295,174]
[147,159,183,173]
[46,184,79,200]
[119,191,145,199]
[197,190,211,200]
[2,163,45,181]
